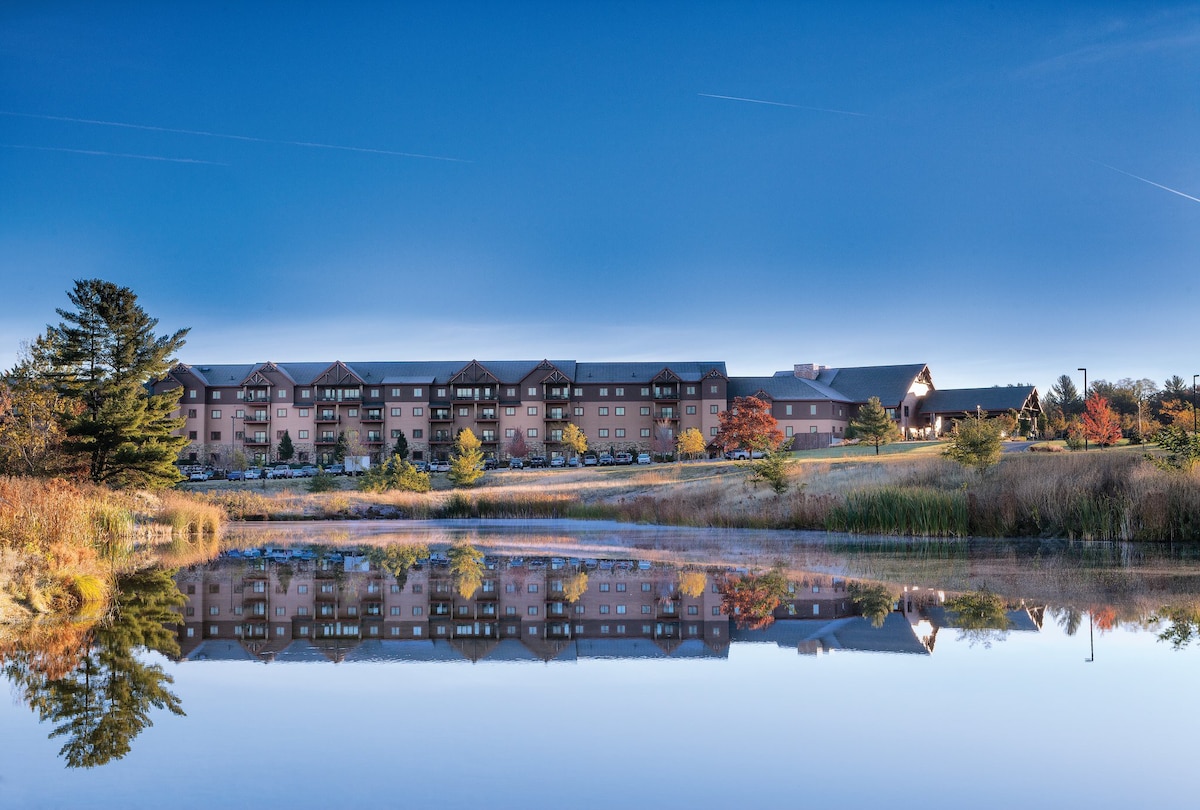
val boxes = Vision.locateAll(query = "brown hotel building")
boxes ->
[155,358,1039,466]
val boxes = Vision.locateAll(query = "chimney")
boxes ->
[794,363,825,380]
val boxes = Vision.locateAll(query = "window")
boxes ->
[574,388,583,396]
[278,389,288,399]
[211,409,221,419]
[615,387,624,396]
[298,584,308,594]
[711,384,718,394]
[615,407,625,416]
[209,584,220,594]
[412,584,423,594]
[528,387,537,396]
[688,605,699,615]
[810,404,818,415]
[298,408,308,417]
[505,428,516,438]
[598,429,609,438]
[458,407,469,416]
[391,408,402,417]
[710,427,718,436]
[786,426,794,437]
[275,606,286,616]
[505,583,517,593]
[616,605,627,614]
[370,388,380,398]
[527,428,538,438]
[412,429,423,438]
[687,386,696,395]
[615,428,625,438]
[904,405,910,418]
[210,431,221,441]
[599,605,610,614]
[640,406,650,416]
[599,583,610,592]
[413,606,424,616]
[188,389,197,399]
[528,606,539,616]
[390,584,401,594]
[810,426,818,433]
[300,388,310,398]
[574,407,584,416]
[713,606,722,615]
[276,408,286,418]
[505,407,516,416]
[348,408,358,417]
[528,583,539,593]
[413,407,423,417]
[616,583,626,592]
[599,388,608,396]
[209,605,220,615]
[187,408,197,418]
[785,405,793,415]
[235,409,244,418]
[527,406,538,416]
[642,605,651,614]
[641,387,650,396]
[711,405,719,414]
[413,388,422,397]
[390,606,402,616]
[436,389,446,398]
[390,429,401,438]
[391,388,401,397]
[598,407,609,416]
[686,405,696,415]
[574,605,585,614]
[212,391,221,400]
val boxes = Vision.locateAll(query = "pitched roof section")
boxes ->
[920,386,1039,415]
[813,364,932,405]
[182,364,258,387]
[729,375,852,402]
[574,362,727,383]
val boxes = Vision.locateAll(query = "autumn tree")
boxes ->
[850,396,900,455]
[448,543,484,599]
[0,339,80,477]
[563,571,589,602]
[561,423,588,460]
[449,427,485,486]
[718,567,790,630]
[1081,393,1122,448]
[675,427,707,461]
[650,421,675,460]
[943,413,1003,474]
[44,279,188,488]
[507,428,528,460]
[715,396,783,458]
[677,570,707,598]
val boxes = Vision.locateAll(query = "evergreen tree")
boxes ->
[45,280,188,488]
[277,430,294,462]
[943,413,1003,473]
[850,396,900,455]
[449,427,485,487]
[333,431,348,462]
[391,430,409,460]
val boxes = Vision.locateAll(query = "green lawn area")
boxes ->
[789,441,946,461]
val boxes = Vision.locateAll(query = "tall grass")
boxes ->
[826,487,969,536]
[155,491,223,535]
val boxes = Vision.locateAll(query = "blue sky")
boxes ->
[2,2,1197,392]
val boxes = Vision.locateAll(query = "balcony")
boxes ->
[653,389,679,401]
[431,432,454,444]
[545,409,568,421]
[242,392,271,403]
[314,435,337,445]
[365,433,384,445]
[477,411,498,421]
[655,411,679,421]
[479,433,497,443]
[244,435,270,446]
[430,411,453,422]
[544,389,570,403]
[315,412,339,423]
[454,391,497,402]
[244,412,270,424]
[318,392,361,403]
[361,411,384,423]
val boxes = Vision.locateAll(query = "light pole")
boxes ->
[1193,375,1198,438]
[1077,368,1088,451]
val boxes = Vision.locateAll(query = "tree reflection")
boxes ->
[849,582,894,628]
[2,568,186,768]
[366,542,430,592]
[1152,605,1200,650]
[945,589,1010,648]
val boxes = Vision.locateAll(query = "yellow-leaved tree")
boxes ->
[449,428,485,487]
[562,423,588,461]
[675,428,707,462]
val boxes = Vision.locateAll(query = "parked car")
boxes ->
[484,458,498,470]
[724,450,750,460]
[412,461,430,472]
[188,470,210,482]
[636,453,652,464]
[568,456,580,467]
[298,465,319,478]
[244,467,263,479]
[324,464,345,475]
[549,456,566,468]
[529,455,547,468]
[509,458,524,470]
[582,454,598,466]
[433,460,451,472]
[226,469,245,481]
[615,452,633,465]
[598,453,615,466]
[267,465,293,479]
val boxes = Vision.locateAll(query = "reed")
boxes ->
[155,491,224,535]
[826,486,969,536]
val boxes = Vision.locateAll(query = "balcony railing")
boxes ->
[430,411,453,422]
[243,435,270,446]
[315,413,340,423]
[477,411,498,421]
[244,413,270,424]
[653,390,678,400]
[361,412,384,422]
[656,411,679,420]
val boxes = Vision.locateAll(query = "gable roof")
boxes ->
[920,386,1039,416]
[574,361,727,384]
[729,375,852,402]
[812,363,932,405]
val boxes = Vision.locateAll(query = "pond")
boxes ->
[3,520,1199,809]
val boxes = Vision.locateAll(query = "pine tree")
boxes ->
[391,430,409,460]
[449,427,485,486]
[850,396,900,455]
[277,430,294,462]
[45,280,188,488]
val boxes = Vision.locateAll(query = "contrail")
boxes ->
[1094,161,1200,204]
[0,110,470,163]
[1,143,227,165]
[698,92,867,118]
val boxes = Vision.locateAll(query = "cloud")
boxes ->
[0,110,470,163]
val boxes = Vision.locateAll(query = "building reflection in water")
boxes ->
[172,549,1048,664]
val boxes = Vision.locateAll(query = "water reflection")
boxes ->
[1,569,185,768]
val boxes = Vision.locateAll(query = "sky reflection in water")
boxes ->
[3,524,1199,809]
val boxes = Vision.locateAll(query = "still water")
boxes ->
[4,521,1200,809]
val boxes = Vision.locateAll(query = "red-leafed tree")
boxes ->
[715,396,784,457]
[1081,393,1122,447]
[718,568,790,630]
[507,429,528,459]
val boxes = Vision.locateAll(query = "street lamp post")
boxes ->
[1077,368,1088,451]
